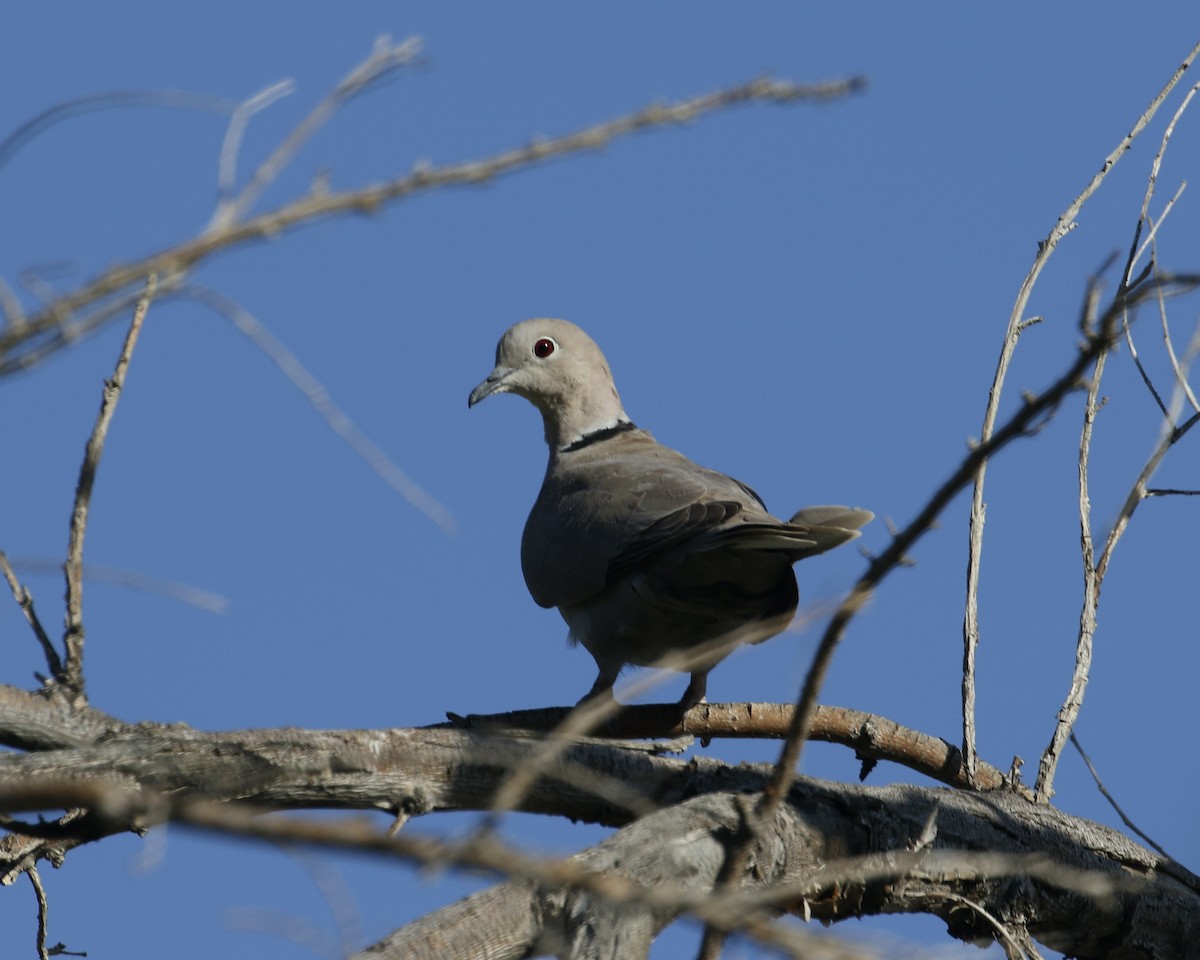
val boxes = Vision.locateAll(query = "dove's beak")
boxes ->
[468,366,516,408]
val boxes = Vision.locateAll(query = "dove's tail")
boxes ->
[786,505,874,557]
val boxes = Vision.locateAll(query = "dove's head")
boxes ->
[469,318,629,450]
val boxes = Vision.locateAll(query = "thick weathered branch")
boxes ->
[1,694,1195,959]
[359,783,1198,960]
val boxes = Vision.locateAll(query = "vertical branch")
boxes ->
[61,275,156,702]
[1036,290,1107,803]
[1036,300,1200,801]
[28,867,50,960]
[1034,70,1200,802]
[748,281,1149,837]
[753,274,1191,834]
[959,41,1200,786]
[961,501,984,784]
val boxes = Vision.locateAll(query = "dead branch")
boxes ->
[960,38,1200,787]
[60,277,156,703]
[0,71,865,377]
[449,701,1016,793]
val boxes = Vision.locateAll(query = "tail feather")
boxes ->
[785,505,874,558]
[788,505,874,531]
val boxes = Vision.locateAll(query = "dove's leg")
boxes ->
[578,661,621,705]
[679,670,708,712]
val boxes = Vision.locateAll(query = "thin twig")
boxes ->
[9,555,229,614]
[1045,285,1107,808]
[1034,74,1200,800]
[213,79,296,214]
[1037,301,1200,801]
[0,279,184,378]
[61,275,156,702]
[1095,373,1188,579]
[1120,78,1198,417]
[1123,211,1181,420]
[28,866,50,960]
[959,39,1200,787]
[1129,79,1199,277]
[168,796,820,956]
[484,649,693,819]
[480,596,851,820]
[1103,309,1196,584]
[1070,732,1170,858]
[0,551,61,678]
[185,284,457,534]
[1131,181,1187,279]
[211,35,421,230]
[0,72,866,377]
[1159,262,1200,413]
[0,90,237,172]
[688,278,1200,935]
[941,893,1032,960]
[764,274,1196,820]
[0,276,26,328]
[152,794,1119,958]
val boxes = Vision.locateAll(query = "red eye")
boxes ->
[533,337,556,359]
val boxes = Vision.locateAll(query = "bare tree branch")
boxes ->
[61,275,156,703]
[210,35,422,230]
[0,552,60,679]
[184,283,457,533]
[1158,264,1200,413]
[1,678,1197,958]
[0,90,237,173]
[1029,67,1200,804]
[760,274,1199,820]
[680,269,1200,952]
[5,555,228,614]
[450,701,1018,792]
[5,752,1189,960]
[0,72,865,377]
[214,79,296,211]
[3,28,1198,960]
[28,866,49,960]
[1070,731,1170,859]
[1037,295,1200,800]
[960,38,1200,787]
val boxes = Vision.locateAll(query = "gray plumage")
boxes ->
[469,318,871,709]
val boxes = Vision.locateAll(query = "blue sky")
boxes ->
[1,4,1198,957]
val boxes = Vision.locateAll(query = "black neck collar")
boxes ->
[560,419,637,453]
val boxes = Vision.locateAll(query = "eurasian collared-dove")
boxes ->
[469,318,872,710]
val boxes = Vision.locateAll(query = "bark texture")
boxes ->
[1,685,1196,959]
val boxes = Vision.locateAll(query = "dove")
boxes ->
[469,318,871,710]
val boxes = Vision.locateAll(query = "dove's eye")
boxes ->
[533,338,556,359]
